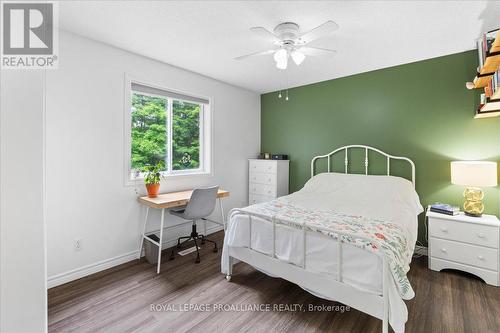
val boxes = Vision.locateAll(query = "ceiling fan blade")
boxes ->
[234,49,277,61]
[298,21,339,44]
[250,27,281,43]
[299,47,337,57]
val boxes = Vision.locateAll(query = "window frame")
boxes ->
[123,74,213,186]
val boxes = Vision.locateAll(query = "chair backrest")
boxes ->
[183,186,219,220]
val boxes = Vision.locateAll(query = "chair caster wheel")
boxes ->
[201,240,206,245]
[226,275,231,281]
[169,252,175,261]
[213,247,218,253]
[195,256,201,264]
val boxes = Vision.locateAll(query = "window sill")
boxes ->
[124,170,213,187]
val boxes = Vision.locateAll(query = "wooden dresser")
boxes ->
[248,159,289,205]
[427,209,499,286]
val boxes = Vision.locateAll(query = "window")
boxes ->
[126,80,211,181]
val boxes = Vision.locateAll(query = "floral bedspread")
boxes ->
[240,198,415,299]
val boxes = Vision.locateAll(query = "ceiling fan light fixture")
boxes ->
[290,50,305,65]
[274,48,288,61]
[274,49,288,69]
[276,57,288,70]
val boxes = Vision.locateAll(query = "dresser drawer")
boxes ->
[249,183,276,197]
[249,194,275,205]
[430,238,498,271]
[249,172,276,185]
[249,160,277,174]
[429,217,499,248]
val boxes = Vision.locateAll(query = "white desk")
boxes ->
[138,189,230,273]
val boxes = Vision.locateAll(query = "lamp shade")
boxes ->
[451,161,497,187]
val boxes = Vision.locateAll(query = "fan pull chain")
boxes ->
[285,70,289,101]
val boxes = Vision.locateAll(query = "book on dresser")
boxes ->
[248,159,289,205]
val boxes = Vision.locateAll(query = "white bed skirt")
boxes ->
[221,213,408,333]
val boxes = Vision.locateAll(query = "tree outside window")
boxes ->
[130,92,202,176]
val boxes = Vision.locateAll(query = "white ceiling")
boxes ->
[59,1,500,93]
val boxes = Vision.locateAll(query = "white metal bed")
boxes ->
[224,145,417,333]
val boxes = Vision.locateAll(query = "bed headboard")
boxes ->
[310,145,416,187]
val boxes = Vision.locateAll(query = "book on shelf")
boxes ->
[484,67,499,101]
[429,203,460,216]
[476,29,499,72]
[480,93,486,108]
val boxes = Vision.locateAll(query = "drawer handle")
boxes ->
[477,233,485,238]
[268,166,272,170]
[477,255,484,260]
[440,248,447,253]
[440,227,448,232]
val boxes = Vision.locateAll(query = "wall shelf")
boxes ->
[472,53,500,88]
[471,29,500,118]
[471,31,500,89]
[475,99,500,119]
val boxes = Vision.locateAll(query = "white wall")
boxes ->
[0,70,47,331]
[46,31,260,286]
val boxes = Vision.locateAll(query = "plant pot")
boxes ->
[146,183,160,198]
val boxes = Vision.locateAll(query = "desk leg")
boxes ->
[157,208,165,274]
[219,198,226,231]
[138,207,150,259]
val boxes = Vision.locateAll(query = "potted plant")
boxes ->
[143,161,164,198]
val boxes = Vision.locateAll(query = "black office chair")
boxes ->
[169,186,219,263]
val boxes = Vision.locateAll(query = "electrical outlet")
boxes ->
[74,238,83,251]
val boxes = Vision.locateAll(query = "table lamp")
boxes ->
[451,161,497,217]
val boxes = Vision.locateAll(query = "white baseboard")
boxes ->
[47,224,223,289]
[414,245,428,256]
[47,250,139,288]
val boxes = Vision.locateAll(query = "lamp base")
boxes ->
[464,211,482,218]
[463,187,484,218]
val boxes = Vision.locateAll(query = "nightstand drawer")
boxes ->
[429,217,499,248]
[430,238,498,271]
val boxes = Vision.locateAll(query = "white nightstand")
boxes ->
[427,209,500,286]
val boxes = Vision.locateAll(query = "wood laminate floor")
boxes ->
[48,232,500,333]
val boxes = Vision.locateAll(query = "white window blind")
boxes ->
[131,82,209,105]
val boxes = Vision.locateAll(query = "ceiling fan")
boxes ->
[235,21,339,70]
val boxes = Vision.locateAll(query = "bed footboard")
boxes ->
[225,209,391,333]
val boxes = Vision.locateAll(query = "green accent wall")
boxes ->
[261,50,500,244]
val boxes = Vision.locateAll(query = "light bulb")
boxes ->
[273,49,287,62]
[278,91,282,98]
[276,58,288,70]
[285,95,289,101]
[291,50,305,65]
[274,49,288,70]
